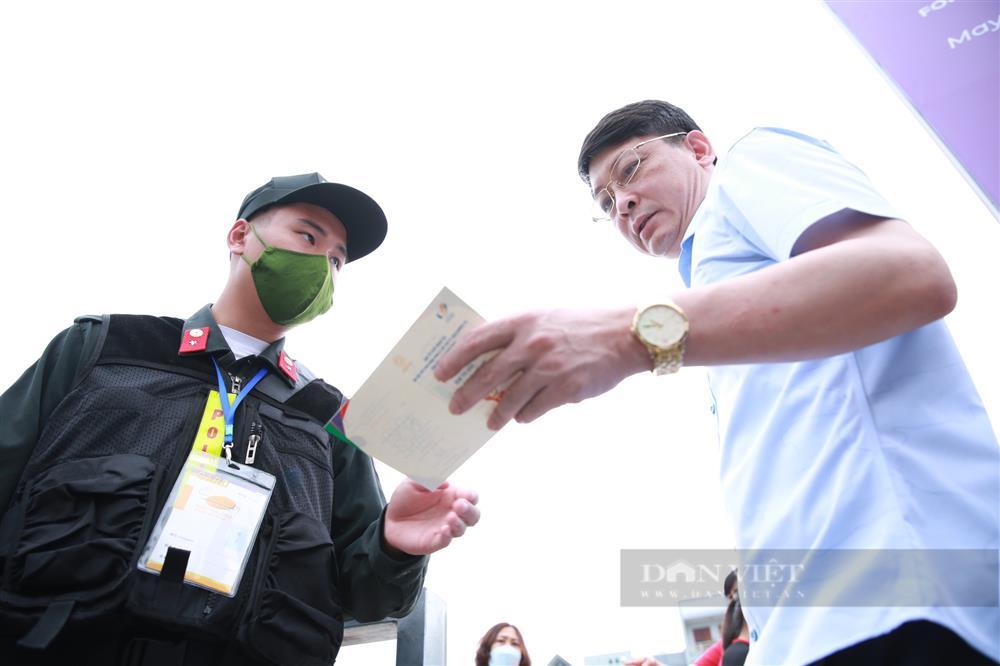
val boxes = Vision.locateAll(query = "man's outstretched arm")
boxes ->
[436,213,955,429]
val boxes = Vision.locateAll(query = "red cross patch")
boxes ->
[278,351,298,382]
[179,327,209,354]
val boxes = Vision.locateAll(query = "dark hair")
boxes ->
[723,569,738,598]
[721,596,746,649]
[577,99,713,185]
[246,203,277,224]
[475,623,531,666]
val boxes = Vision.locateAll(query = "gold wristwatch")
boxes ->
[631,302,689,375]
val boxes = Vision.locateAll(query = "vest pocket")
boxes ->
[239,511,343,666]
[1,454,158,618]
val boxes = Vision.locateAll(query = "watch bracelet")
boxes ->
[651,345,684,375]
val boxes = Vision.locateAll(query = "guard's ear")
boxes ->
[227,219,252,257]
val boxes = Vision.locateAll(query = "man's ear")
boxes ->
[227,219,252,257]
[686,130,716,167]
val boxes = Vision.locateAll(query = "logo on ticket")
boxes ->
[436,303,453,322]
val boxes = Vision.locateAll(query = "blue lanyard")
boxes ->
[211,358,268,444]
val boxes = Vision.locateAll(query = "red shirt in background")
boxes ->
[693,640,724,666]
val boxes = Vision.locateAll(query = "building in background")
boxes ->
[580,600,725,665]
[679,599,726,664]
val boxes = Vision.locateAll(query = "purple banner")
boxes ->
[825,0,999,218]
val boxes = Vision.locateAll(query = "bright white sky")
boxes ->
[1,1,997,664]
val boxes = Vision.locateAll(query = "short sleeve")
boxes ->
[718,128,901,260]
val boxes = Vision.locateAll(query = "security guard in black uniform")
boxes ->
[0,173,481,665]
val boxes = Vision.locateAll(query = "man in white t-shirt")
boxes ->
[436,101,999,665]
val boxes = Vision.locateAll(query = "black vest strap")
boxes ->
[16,600,75,650]
[160,547,190,584]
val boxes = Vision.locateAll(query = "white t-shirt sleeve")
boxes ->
[718,128,901,260]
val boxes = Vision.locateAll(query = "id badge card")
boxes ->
[138,451,274,597]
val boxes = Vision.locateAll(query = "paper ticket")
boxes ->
[334,287,503,489]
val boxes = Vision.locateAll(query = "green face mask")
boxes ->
[242,224,335,326]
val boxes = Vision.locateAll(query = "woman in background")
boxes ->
[692,570,742,666]
[475,622,532,666]
[721,577,749,666]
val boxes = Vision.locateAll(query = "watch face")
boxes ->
[637,304,687,347]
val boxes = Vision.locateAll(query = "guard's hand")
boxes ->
[434,307,650,429]
[623,658,662,666]
[383,480,480,556]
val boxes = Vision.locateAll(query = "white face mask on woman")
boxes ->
[489,644,522,666]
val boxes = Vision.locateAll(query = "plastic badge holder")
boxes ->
[138,450,275,597]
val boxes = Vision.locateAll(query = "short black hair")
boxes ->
[577,100,710,185]
[246,203,277,224]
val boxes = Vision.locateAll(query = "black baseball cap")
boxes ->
[238,172,388,262]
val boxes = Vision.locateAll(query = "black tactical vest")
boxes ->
[0,314,349,665]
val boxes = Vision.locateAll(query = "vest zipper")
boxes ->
[231,400,259,465]
[245,421,263,465]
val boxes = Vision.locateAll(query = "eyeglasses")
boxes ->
[590,132,687,222]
